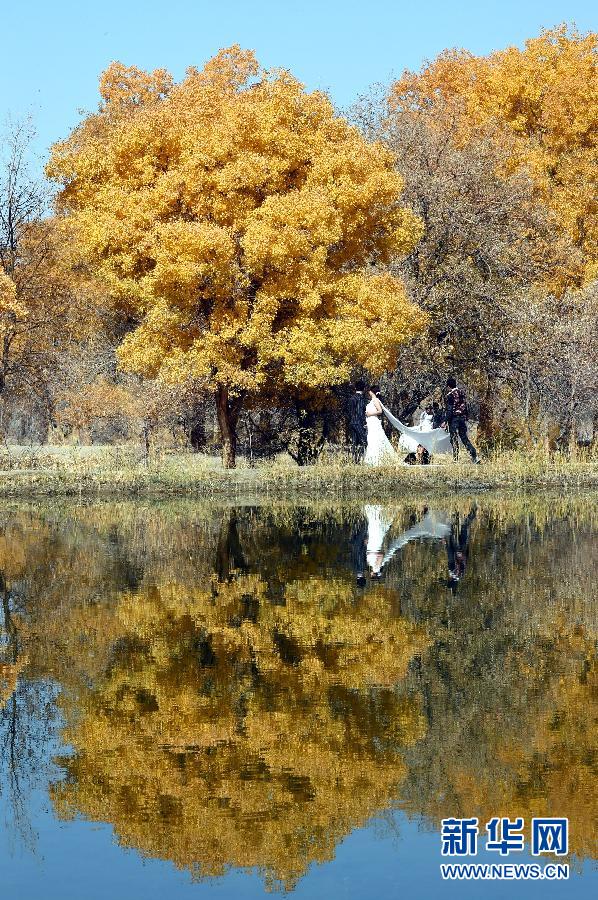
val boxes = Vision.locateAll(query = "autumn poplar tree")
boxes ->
[48,47,425,467]
[390,25,598,282]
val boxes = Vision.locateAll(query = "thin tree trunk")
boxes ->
[215,386,243,469]
[477,379,495,447]
[556,371,577,453]
[567,376,577,455]
[142,423,150,466]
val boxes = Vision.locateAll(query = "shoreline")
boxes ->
[0,447,595,500]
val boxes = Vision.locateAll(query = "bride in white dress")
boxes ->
[364,389,396,465]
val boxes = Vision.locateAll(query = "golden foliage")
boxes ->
[48,47,425,398]
[0,660,25,709]
[404,627,597,859]
[0,267,24,321]
[390,26,598,281]
[0,218,102,406]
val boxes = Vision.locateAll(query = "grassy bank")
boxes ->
[0,444,595,499]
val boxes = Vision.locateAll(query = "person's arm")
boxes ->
[366,395,383,416]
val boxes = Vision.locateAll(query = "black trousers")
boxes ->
[449,416,477,461]
[348,425,367,462]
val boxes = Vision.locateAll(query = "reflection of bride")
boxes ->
[364,505,452,577]
[364,504,395,575]
[364,390,396,466]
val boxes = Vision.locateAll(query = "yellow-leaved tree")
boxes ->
[390,25,598,283]
[48,47,425,466]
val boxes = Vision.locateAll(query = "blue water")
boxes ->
[3,790,595,899]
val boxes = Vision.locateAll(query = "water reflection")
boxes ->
[0,495,596,891]
[444,505,476,589]
[354,505,454,582]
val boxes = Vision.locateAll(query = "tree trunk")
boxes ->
[287,404,327,466]
[142,423,150,466]
[477,380,495,448]
[215,510,248,579]
[568,369,579,455]
[184,400,206,451]
[189,418,206,451]
[215,386,243,469]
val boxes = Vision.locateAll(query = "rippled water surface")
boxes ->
[1,495,596,899]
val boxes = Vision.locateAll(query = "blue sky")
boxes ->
[3,1,596,172]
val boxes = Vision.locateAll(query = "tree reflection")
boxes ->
[396,503,597,858]
[49,557,428,889]
[0,496,595,886]
[0,522,58,850]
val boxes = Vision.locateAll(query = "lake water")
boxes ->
[1,495,596,899]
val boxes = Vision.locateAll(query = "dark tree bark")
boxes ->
[189,418,206,451]
[477,380,496,447]
[215,385,243,469]
[287,403,329,466]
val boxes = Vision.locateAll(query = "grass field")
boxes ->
[0,444,595,499]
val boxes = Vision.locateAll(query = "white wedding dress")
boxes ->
[364,400,396,465]
[381,402,452,456]
[379,509,452,567]
[399,411,433,453]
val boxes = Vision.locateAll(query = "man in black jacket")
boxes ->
[347,380,368,463]
[445,377,479,463]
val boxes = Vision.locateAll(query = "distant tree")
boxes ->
[519,281,598,448]
[56,373,191,459]
[0,121,99,437]
[390,25,598,282]
[355,96,572,442]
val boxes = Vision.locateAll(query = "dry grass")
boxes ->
[0,443,595,499]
